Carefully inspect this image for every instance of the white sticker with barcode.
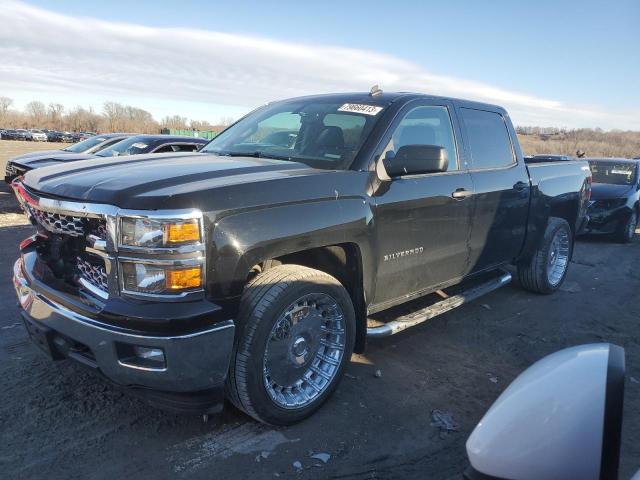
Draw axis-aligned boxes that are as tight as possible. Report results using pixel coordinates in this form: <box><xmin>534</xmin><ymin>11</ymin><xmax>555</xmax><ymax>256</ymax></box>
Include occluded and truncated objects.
<box><xmin>338</xmin><ymin>103</ymin><xmax>383</xmax><ymax>116</ymax></box>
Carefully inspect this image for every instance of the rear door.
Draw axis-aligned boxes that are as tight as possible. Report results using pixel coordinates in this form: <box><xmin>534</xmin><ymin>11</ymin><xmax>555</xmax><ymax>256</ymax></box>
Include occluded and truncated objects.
<box><xmin>371</xmin><ymin>99</ymin><xmax>474</xmax><ymax>306</ymax></box>
<box><xmin>458</xmin><ymin>107</ymin><xmax>530</xmax><ymax>273</ymax></box>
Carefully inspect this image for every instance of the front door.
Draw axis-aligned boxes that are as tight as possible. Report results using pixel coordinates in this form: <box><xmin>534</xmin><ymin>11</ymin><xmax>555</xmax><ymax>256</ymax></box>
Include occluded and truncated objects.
<box><xmin>371</xmin><ymin>100</ymin><xmax>474</xmax><ymax>307</ymax></box>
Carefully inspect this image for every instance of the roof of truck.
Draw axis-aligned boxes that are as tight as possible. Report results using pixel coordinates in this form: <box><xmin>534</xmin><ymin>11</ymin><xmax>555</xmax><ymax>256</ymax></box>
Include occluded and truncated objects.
<box><xmin>273</xmin><ymin>92</ymin><xmax>506</xmax><ymax>114</ymax></box>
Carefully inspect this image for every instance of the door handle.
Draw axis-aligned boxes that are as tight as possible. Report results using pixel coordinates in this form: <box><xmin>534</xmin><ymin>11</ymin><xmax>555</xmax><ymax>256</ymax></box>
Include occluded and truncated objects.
<box><xmin>452</xmin><ymin>188</ymin><xmax>473</xmax><ymax>200</ymax></box>
<box><xmin>514</xmin><ymin>181</ymin><xmax>528</xmax><ymax>191</ymax></box>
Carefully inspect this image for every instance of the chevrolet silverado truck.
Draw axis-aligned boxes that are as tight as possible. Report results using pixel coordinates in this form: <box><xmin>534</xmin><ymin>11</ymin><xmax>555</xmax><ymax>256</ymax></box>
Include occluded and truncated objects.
<box><xmin>12</xmin><ymin>91</ymin><xmax>592</xmax><ymax>425</ymax></box>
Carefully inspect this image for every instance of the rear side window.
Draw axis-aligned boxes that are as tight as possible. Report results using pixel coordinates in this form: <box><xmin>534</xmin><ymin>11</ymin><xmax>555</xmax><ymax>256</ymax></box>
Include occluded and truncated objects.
<box><xmin>461</xmin><ymin>108</ymin><xmax>514</xmax><ymax>169</ymax></box>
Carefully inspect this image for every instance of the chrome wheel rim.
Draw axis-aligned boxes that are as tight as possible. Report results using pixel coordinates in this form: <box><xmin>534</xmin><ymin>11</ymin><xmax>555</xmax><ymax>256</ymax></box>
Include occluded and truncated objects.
<box><xmin>263</xmin><ymin>293</ymin><xmax>345</xmax><ymax>409</ymax></box>
<box><xmin>547</xmin><ymin>228</ymin><xmax>570</xmax><ymax>286</ymax></box>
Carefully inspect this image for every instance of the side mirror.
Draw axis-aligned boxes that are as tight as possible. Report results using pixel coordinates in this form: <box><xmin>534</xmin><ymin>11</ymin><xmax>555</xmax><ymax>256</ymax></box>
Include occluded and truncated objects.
<box><xmin>465</xmin><ymin>344</ymin><xmax>625</xmax><ymax>480</ymax></box>
<box><xmin>383</xmin><ymin>145</ymin><xmax>448</xmax><ymax>177</ymax></box>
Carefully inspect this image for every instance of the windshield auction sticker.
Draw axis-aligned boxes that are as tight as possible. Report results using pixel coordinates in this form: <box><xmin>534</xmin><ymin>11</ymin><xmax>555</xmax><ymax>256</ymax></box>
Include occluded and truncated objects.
<box><xmin>338</xmin><ymin>103</ymin><xmax>383</xmax><ymax>116</ymax></box>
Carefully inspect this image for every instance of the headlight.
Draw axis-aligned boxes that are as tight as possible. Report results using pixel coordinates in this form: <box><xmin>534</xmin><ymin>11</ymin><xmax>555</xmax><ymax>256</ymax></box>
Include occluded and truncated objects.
<box><xmin>120</xmin><ymin>217</ymin><xmax>201</xmax><ymax>248</ymax></box>
<box><xmin>120</xmin><ymin>261</ymin><xmax>202</xmax><ymax>294</ymax></box>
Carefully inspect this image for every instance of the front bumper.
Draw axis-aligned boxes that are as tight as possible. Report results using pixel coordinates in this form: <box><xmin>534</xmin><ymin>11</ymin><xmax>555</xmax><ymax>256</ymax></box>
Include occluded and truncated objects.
<box><xmin>582</xmin><ymin>207</ymin><xmax>629</xmax><ymax>235</ymax></box>
<box><xmin>13</xmin><ymin>256</ymin><xmax>235</xmax><ymax>412</ymax></box>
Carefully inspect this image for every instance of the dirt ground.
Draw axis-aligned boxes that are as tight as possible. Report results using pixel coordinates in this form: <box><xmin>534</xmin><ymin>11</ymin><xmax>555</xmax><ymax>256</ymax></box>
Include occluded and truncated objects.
<box><xmin>1</xmin><ymin>141</ymin><xmax>639</xmax><ymax>479</ymax></box>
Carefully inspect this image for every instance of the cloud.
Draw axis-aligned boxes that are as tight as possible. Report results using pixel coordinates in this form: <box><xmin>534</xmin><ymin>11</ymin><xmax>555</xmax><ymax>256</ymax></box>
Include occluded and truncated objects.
<box><xmin>0</xmin><ymin>0</ymin><xmax>636</xmax><ymax>129</ymax></box>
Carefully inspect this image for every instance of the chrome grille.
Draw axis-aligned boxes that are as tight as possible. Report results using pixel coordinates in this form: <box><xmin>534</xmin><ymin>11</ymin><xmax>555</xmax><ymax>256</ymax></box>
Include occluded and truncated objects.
<box><xmin>27</xmin><ymin>205</ymin><xmax>85</xmax><ymax>237</ymax></box>
<box><xmin>77</xmin><ymin>257</ymin><xmax>108</xmax><ymax>292</ymax></box>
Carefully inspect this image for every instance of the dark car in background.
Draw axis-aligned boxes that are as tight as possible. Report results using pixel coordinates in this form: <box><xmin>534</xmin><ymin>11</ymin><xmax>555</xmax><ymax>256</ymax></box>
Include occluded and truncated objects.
<box><xmin>5</xmin><ymin>134</ymin><xmax>208</xmax><ymax>182</ymax></box>
<box><xmin>4</xmin><ymin>133</ymin><xmax>134</xmax><ymax>182</ymax></box>
<box><xmin>14</xmin><ymin>129</ymin><xmax>30</xmax><ymax>141</ymax></box>
<box><xmin>47</xmin><ymin>131</ymin><xmax>74</xmax><ymax>142</ymax></box>
<box><xmin>582</xmin><ymin>158</ymin><xmax>639</xmax><ymax>242</ymax></box>
<box><xmin>94</xmin><ymin>134</ymin><xmax>208</xmax><ymax>157</ymax></box>
<box><xmin>1</xmin><ymin>129</ymin><xmax>19</xmax><ymax>140</ymax></box>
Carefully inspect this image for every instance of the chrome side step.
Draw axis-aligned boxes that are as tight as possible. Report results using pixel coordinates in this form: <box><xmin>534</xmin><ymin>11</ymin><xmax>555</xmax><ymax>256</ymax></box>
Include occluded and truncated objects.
<box><xmin>367</xmin><ymin>271</ymin><xmax>512</xmax><ymax>338</ymax></box>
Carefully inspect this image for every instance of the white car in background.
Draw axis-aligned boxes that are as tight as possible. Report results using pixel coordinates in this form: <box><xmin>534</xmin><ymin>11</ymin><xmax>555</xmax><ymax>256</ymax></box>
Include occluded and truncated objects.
<box><xmin>28</xmin><ymin>129</ymin><xmax>48</xmax><ymax>142</ymax></box>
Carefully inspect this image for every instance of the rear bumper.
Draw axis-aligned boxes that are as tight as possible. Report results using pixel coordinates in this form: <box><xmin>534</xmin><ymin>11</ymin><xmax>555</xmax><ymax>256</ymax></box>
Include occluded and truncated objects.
<box><xmin>13</xmin><ymin>257</ymin><xmax>235</xmax><ymax>413</ymax></box>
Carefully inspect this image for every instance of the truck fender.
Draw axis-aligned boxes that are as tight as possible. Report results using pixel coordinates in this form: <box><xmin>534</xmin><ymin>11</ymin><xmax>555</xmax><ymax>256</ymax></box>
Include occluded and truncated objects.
<box><xmin>208</xmin><ymin>198</ymin><xmax>377</xmax><ymax>303</ymax></box>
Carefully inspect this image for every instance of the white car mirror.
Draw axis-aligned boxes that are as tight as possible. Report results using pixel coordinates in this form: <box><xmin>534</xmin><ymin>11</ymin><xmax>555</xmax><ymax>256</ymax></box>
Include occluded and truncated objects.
<box><xmin>465</xmin><ymin>344</ymin><xmax>625</xmax><ymax>480</ymax></box>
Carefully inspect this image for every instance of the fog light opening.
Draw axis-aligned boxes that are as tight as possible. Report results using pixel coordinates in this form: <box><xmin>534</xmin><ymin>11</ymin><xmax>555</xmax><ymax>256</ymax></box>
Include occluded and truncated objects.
<box><xmin>117</xmin><ymin>343</ymin><xmax>167</xmax><ymax>371</ymax></box>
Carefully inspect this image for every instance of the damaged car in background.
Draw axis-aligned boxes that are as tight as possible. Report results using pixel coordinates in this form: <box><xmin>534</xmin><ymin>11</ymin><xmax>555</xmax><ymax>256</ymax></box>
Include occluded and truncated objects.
<box><xmin>5</xmin><ymin>133</ymin><xmax>133</xmax><ymax>182</ymax></box>
<box><xmin>582</xmin><ymin>158</ymin><xmax>639</xmax><ymax>243</ymax></box>
<box><xmin>5</xmin><ymin>134</ymin><xmax>208</xmax><ymax>182</ymax></box>
<box><xmin>12</xmin><ymin>90</ymin><xmax>592</xmax><ymax>425</ymax></box>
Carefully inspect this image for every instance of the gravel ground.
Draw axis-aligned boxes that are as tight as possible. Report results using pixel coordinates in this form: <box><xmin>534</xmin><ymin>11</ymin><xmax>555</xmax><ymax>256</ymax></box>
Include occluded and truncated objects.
<box><xmin>1</xmin><ymin>141</ymin><xmax>639</xmax><ymax>479</ymax></box>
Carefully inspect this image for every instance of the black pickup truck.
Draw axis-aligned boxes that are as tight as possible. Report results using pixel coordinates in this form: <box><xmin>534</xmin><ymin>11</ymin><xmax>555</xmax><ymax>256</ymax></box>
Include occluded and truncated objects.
<box><xmin>12</xmin><ymin>91</ymin><xmax>591</xmax><ymax>425</ymax></box>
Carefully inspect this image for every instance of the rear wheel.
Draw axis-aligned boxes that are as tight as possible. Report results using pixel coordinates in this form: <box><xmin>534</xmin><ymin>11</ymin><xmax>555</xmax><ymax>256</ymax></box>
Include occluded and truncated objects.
<box><xmin>517</xmin><ymin>217</ymin><xmax>573</xmax><ymax>294</ymax></box>
<box><xmin>615</xmin><ymin>211</ymin><xmax>637</xmax><ymax>243</ymax></box>
<box><xmin>226</xmin><ymin>265</ymin><xmax>355</xmax><ymax>425</ymax></box>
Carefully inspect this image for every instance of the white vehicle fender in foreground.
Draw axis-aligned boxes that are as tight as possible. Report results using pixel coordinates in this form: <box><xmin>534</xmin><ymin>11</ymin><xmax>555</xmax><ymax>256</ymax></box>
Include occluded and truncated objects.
<box><xmin>465</xmin><ymin>344</ymin><xmax>625</xmax><ymax>480</ymax></box>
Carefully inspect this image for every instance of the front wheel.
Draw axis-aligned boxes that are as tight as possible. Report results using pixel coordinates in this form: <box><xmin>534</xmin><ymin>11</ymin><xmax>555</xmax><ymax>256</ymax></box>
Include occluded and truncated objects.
<box><xmin>517</xmin><ymin>217</ymin><xmax>573</xmax><ymax>294</ymax></box>
<box><xmin>226</xmin><ymin>265</ymin><xmax>355</xmax><ymax>425</ymax></box>
<box><xmin>615</xmin><ymin>211</ymin><xmax>637</xmax><ymax>244</ymax></box>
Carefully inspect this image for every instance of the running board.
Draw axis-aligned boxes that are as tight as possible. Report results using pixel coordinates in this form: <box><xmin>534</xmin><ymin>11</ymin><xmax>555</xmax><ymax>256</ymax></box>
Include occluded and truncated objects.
<box><xmin>367</xmin><ymin>271</ymin><xmax>512</xmax><ymax>338</ymax></box>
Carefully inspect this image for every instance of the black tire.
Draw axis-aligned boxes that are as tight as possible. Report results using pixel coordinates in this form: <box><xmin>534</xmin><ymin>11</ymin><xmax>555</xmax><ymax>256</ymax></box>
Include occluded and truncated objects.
<box><xmin>614</xmin><ymin>211</ymin><xmax>637</xmax><ymax>244</ymax></box>
<box><xmin>226</xmin><ymin>264</ymin><xmax>356</xmax><ymax>425</ymax></box>
<box><xmin>517</xmin><ymin>217</ymin><xmax>573</xmax><ymax>294</ymax></box>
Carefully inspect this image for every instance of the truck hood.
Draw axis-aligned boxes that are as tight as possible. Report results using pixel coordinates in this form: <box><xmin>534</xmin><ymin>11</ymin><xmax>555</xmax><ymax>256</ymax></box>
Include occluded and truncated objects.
<box><xmin>23</xmin><ymin>152</ymin><xmax>323</xmax><ymax>209</ymax></box>
<box><xmin>14</xmin><ymin>152</ymin><xmax>97</xmax><ymax>169</ymax></box>
<box><xmin>590</xmin><ymin>183</ymin><xmax>634</xmax><ymax>200</ymax></box>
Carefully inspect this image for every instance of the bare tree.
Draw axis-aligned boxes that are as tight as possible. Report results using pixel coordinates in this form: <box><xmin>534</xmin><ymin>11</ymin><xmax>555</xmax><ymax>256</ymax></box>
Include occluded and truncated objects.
<box><xmin>103</xmin><ymin>101</ymin><xmax>126</xmax><ymax>132</ymax></box>
<box><xmin>219</xmin><ymin>116</ymin><xmax>235</xmax><ymax>126</ymax></box>
<box><xmin>25</xmin><ymin>100</ymin><xmax>47</xmax><ymax>127</ymax></box>
<box><xmin>190</xmin><ymin>120</ymin><xmax>216</xmax><ymax>131</ymax></box>
<box><xmin>161</xmin><ymin>115</ymin><xmax>189</xmax><ymax>130</ymax></box>
<box><xmin>0</xmin><ymin>96</ymin><xmax>12</xmax><ymax>126</ymax></box>
<box><xmin>47</xmin><ymin>103</ymin><xmax>64</xmax><ymax>130</ymax></box>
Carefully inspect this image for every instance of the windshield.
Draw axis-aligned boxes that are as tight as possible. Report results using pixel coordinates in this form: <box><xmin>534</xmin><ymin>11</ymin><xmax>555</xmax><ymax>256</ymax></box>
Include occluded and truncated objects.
<box><xmin>589</xmin><ymin>161</ymin><xmax>637</xmax><ymax>185</ymax></box>
<box><xmin>201</xmin><ymin>99</ymin><xmax>385</xmax><ymax>169</ymax></box>
<box><xmin>63</xmin><ymin>136</ymin><xmax>109</xmax><ymax>153</ymax></box>
<box><xmin>97</xmin><ymin>137</ymin><xmax>150</xmax><ymax>157</ymax></box>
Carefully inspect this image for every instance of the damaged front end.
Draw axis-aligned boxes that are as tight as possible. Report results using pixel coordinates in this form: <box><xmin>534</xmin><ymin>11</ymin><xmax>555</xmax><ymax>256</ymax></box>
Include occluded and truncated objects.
<box><xmin>11</xmin><ymin>180</ymin><xmax>235</xmax><ymax>413</ymax></box>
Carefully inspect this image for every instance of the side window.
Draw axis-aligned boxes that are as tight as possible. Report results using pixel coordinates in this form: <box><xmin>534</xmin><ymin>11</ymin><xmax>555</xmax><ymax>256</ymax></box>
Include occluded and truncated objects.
<box><xmin>383</xmin><ymin>106</ymin><xmax>458</xmax><ymax>171</ymax></box>
<box><xmin>153</xmin><ymin>144</ymin><xmax>174</xmax><ymax>153</ymax></box>
<box><xmin>171</xmin><ymin>144</ymin><xmax>200</xmax><ymax>152</ymax></box>
<box><xmin>461</xmin><ymin>108</ymin><xmax>514</xmax><ymax>169</ymax></box>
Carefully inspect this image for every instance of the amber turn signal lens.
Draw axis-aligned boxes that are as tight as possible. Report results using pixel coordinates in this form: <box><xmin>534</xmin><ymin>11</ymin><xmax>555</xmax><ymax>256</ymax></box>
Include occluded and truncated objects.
<box><xmin>165</xmin><ymin>267</ymin><xmax>202</xmax><ymax>290</ymax></box>
<box><xmin>165</xmin><ymin>221</ymin><xmax>200</xmax><ymax>244</ymax></box>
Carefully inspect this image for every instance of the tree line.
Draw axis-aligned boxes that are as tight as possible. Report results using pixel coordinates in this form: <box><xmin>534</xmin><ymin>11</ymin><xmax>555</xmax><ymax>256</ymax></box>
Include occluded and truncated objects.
<box><xmin>0</xmin><ymin>97</ymin><xmax>232</xmax><ymax>133</ymax></box>
<box><xmin>517</xmin><ymin>128</ymin><xmax>640</xmax><ymax>158</ymax></box>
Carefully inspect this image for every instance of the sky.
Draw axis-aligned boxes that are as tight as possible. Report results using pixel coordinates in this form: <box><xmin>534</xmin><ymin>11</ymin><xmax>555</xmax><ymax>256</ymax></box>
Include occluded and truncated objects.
<box><xmin>0</xmin><ymin>0</ymin><xmax>638</xmax><ymax>129</ymax></box>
